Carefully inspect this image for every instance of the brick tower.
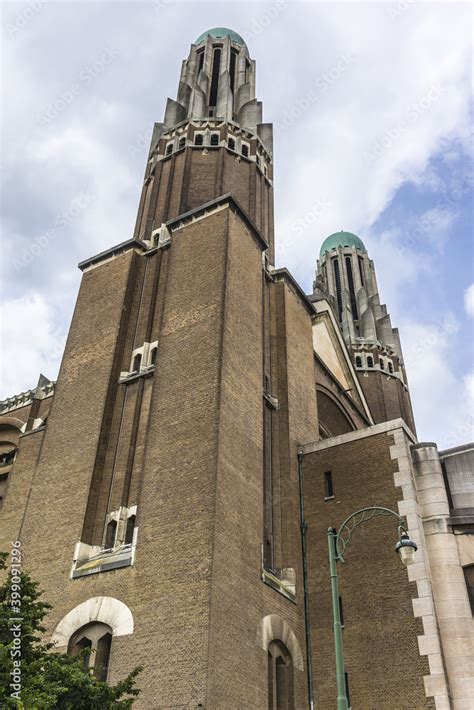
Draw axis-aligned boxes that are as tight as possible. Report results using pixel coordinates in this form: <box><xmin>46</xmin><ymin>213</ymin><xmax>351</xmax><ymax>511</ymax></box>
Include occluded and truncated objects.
<box><xmin>0</xmin><ymin>28</ymin><xmax>319</xmax><ymax>708</ymax></box>
<box><xmin>312</xmin><ymin>230</ymin><xmax>416</xmax><ymax>433</ymax></box>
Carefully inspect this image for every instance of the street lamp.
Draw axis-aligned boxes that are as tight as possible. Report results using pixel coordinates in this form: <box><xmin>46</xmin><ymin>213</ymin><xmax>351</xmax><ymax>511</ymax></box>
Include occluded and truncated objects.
<box><xmin>395</xmin><ymin>531</ymin><xmax>418</xmax><ymax>566</ymax></box>
<box><xmin>327</xmin><ymin>506</ymin><xmax>418</xmax><ymax>710</ymax></box>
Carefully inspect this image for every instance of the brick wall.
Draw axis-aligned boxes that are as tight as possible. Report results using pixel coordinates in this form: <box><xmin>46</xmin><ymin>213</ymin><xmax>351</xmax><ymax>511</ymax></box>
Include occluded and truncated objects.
<box><xmin>2</xmin><ymin>204</ymin><xmax>321</xmax><ymax>708</ymax></box>
<box><xmin>302</xmin><ymin>429</ymin><xmax>432</xmax><ymax>709</ymax></box>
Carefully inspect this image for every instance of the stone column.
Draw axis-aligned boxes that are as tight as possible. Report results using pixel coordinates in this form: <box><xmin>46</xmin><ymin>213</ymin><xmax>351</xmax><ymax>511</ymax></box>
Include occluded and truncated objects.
<box><xmin>412</xmin><ymin>442</ymin><xmax>474</xmax><ymax>710</ymax></box>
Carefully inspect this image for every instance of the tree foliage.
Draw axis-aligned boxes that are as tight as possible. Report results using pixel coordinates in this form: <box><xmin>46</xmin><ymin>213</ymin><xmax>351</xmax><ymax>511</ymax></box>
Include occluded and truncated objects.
<box><xmin>0</xmin><ymin>552</ymin><xmax>141</xmax><ymax>708</ymax></box>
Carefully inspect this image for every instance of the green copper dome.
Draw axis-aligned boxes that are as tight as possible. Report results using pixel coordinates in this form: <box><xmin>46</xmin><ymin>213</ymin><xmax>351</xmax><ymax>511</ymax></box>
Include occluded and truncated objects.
<box><xmin>195</xmin><ymin>27</ymin><xmax>246</xmax><ymax>47</ymax></box>
<box><xmin>319</xmin><ymin>231</ymin><xmax>366</xmax><ymax>258</ymax></box>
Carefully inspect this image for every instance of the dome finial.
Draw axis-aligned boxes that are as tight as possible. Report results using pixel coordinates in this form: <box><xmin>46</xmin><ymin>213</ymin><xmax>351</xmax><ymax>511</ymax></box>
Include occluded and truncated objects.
<box><xmin>195</xmin><ymin>27</ymin><xmax>247</xmax><ymax>48</ymax></box>
<box><xmin>319</xmin><ymin>231</ymin><xmax>366</xmax><ymax>258</ymax></box>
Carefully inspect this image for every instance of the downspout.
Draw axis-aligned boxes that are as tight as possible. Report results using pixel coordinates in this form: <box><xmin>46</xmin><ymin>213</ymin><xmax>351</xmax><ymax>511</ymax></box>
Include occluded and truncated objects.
<box><xmin>297</xmin><ymin>450</ymin><xmax>315</xmax><ymax>709</ymax></box>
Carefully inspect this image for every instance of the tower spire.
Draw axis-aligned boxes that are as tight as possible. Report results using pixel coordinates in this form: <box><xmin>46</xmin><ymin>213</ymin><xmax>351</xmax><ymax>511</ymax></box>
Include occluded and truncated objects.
<box><xmin>312</xmin><ymin>231</ymin><xmax>416</xmax><ymax>432</ymax></box>
<box><xmin>133</xmin><ymin>27</ymin><xmax>275</xmax><ymax>260</ymax></box>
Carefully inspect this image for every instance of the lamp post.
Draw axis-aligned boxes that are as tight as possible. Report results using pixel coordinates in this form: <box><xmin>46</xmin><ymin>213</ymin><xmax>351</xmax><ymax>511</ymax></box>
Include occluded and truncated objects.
<box><xmin>327</xmin><ymin>506</ymin><xmax>418</xmax><ymax>710</ymax></box>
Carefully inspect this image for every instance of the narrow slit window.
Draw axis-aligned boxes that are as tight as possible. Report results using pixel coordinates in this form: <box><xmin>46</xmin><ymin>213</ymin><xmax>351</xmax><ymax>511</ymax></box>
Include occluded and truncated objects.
<box><xmin>229</xmin><ymin>48</ymin><xmax>237</xmax><ymax>93</ymax></box>
<box><xmin>332</xmin><ymin>259</ymin><xmax>343</xmax><ymax>322</ymax></box>
<box><xmin>150</xmin><ymin>347</ymin><xmax>157</xmax><ymax>366</ymax></box>
<box><xmin>345</xmin><ymin>256</ymin><xmax>359</xmax><ymax>320</ymax></box>
<box><xmin>263</xmin><ymin>401</ymin><xmax>273</xmax><ymax>570</ymax></box>
<box><xmin>209</xmin><ymin>47</ymin><xmax>221</xmax><ymax>107</ymax></box>
<box><xmin>324</xmin><ymin>471</ymin><xmax>334</xmax><ymax>498</ymax></box>
<box><xmin>388</xmin><ymin>361</ymin><xmax>394</xmax><ymax>374</ymax></box>
<box><xmin>358</xmin><ymin>255</ymin><xmax>365</xmax><ymax>287</ymax></box>
<box><xmin>105</xmin><ymin>519</ymin><xmax>117</xmax><ymax>549</ymax></box>
<box><xmin>197</xmin><ymin>50</ymin><xmax>204</xmax><ymax>73</ymax></box>
<box><xmin>125</xmin><ymin>515</ymin><xmax>136</xmax><ymax>546</ymax></box>
<box><xmin>95</xmin><ymin>632</ymin><xmax>112</xmax><ymax>682</ymax></box>
<box><xmin>133</xmin><ymin>353</ymin><xmax>142</xmax><ymax>372</ymax></box>
<box><xmin>380</xmin><ymin>359</ymin><xmax>385</xmax><ymax>370</ymax></box>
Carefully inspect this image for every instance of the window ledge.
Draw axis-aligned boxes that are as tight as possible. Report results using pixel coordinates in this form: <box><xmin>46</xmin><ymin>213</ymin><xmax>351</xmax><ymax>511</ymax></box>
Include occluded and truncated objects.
<box><xmin>72</xmin><ymin>543</ymin><xmax>135</xmax><ymax>579</ymax></box>
<box><xmin>118</xmin><ymin>366</ymin><xmax>155</xmax><ymax>384</ymax></box>
<box><xmin>324</xmin><ymin>495</ymin><xmax>335</xmax><ymax>501</ymax></box>
<box><xmin>261</xmin><ymin>567</ymin><xmax>296</xmax><ymax>603</ymax></box>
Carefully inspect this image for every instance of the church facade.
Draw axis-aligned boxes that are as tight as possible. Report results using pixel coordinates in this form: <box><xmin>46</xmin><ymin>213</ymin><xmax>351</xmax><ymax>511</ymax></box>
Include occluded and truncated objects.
<box><xmin>1</xmin><ymin>28</ymin><xmax>473</xmax><ymax>709</ymax></box>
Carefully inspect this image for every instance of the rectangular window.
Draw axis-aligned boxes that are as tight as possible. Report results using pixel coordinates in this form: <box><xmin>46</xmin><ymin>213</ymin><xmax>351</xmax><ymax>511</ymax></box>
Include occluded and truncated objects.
<box><xmin>229</xmin><ymin>48</ymin><xmax>237</xmax><ymax>94</ymax></box>
<box><xmin>263</xmin><ymin>401</ymin><xmax>273</xmax><ymax>569</ymax></box>
<box><xmin>324</xmin><ymin>470</ymin><xmax>334</xmax><ymax>498</ymax></box>
<box><xmin>332</xmin><ymin>258</ymin><xmax>343</xmax><ymax>322</ymax></box>
<box><xmin>209</xmin><ymin>47</ymin><xmax>221</xmax><ymax>107</ymax></box>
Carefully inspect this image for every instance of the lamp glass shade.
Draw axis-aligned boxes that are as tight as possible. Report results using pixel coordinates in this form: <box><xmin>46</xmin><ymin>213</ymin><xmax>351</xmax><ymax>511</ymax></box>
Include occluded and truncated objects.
<box><xmin>395</xmin><ymin>535</ymin><xmax>417</xmax><ymax>566</ymax></box>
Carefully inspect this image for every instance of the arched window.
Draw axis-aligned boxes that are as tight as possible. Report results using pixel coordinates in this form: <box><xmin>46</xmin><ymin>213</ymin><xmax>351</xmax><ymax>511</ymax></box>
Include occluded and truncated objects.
<box><xmin>68</xmin><ymin>622</ymin><xmax>112</xmax><ymax>682</ymax></box>
<box><xmin>178</xmin><ymin>136</ymin><xmax>186</xmax><ymax>149</ymax></box>
<box><xmin>367</xmin><ymin>356</ymin><xmax>373</xmax><ymax>368</ymax></box>
<box><xmin>463</xmin><ymin>565</ymin><xmax>474</xmax><ymax>614</ymax></box>
<box><xmin>125</xmin><ymin>515</ymin><xmax>136</xmax><ymax>546</ymax></box>
<box><xmin>165</xmin><ymin>143</ymin><xmax>173</xmax><ymax>156</ymax></box>
<box><xmin>210</xmin><ymin>133</ymin><xmax>219</xmax><ymax>147</ymax></box>
<box><xmin>388</xmin><ymin>361</ymin><xmax>394</xmax><ymax>374</ymax></box>
<box><xmin>380</xmin><ymin>359</ymin><xmax>385</xmax><ymax>370</ymax></box>
<box><xmin>194</xmin><ymin>133</ymin><xmax>204</xmax><ymax>146</ymax></box>
<box><xmin>228</xmin><ymin>137</ymin><xmax>235</xmax><ymax>151</ymax></box>
<box><xmin>132</xmin><ymin>353</ymin><xmax>142</xmax><ymax>372</ymax></box>
<box><xmin>355</xmin><ymin>356</ymin><xmax>362</xmax><ymax>368</ymax></box>
<box><xmin>268</xmin><ymin>640</ymin><xmax>294</xmax><ymax>710</ymax></box>
<box><xmin>241</xmin><ymin>143</ymin><xmax>249</xmax><ymax>158</ymax></box>
<box><xmin>105</xmin><ymin>519</ymin><xmax>117</xmax><ymax>550</ymax></box>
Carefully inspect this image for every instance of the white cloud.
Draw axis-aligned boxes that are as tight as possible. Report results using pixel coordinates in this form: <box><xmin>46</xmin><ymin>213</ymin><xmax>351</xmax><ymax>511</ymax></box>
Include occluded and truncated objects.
<box><xmin>1</xmin><ymin>2</ymin><xmax>472</xmax><ymax>451</ymax></box>
<box><xmin>272</xmin><ymin>2</ymin><xmax>472</xmax><ymax>287</ymax></box>
<box><xmin>400</xmin><ymin>318</ymin><xmax>473</xmax><ymax>448</ymax></box>
<box><xmin>464</xmin><ymin>284</ymin><xmax>474</xmax><ymax>318</ymax></box>
<box><xmin>0</xmin><ymin>293</ymin><xmax>66</xmax><ymax>398</ymax></box>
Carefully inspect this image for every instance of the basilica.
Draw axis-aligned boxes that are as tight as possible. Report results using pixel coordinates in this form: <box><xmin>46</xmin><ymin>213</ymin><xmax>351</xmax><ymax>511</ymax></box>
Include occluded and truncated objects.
<box><xmin>1</xmin><ymin>28</ymin><xmax>473</xmax><ymax>709</ymax></box>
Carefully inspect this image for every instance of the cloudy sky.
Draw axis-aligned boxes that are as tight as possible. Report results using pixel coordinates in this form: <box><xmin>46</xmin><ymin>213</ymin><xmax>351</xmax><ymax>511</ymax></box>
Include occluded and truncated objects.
<box><xmin>1</xmin><ymin>0</ymin><xmax>473</xmax><ymax>448</ymax></box>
